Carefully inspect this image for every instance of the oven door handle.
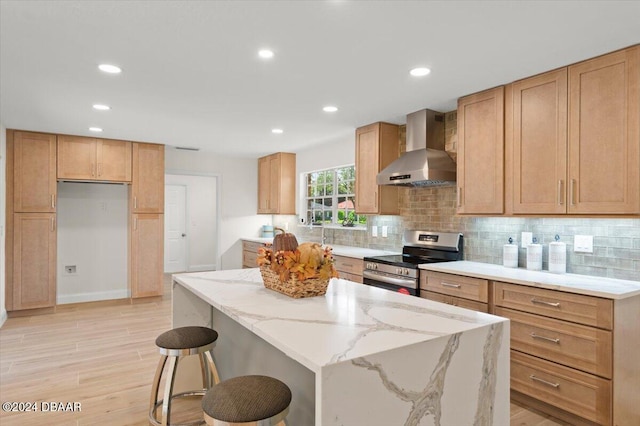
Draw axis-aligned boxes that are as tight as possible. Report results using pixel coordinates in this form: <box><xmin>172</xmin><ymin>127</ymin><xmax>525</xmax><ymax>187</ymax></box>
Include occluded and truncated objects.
<box><xmin>362</xmin><ymin>270</ymin><xmax>417</xmax><ymax>289</ymax></box>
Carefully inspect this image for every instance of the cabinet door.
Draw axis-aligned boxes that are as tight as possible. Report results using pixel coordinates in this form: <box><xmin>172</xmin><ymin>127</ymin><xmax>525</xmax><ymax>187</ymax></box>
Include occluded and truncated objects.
<box><xmin>269</xmin><ymin>154</ymin><xmax>281</xmax><ymax>214</ymax></box>
<box><xmin>97</xmin><ymin>139</ymin><xmax>132</xmax><ymax>182</ymax></box>
<box><xmin>355</xmin><ymin>124</ymin><xmax>381</xmax><ymax>214</ymax></box>
<box><xmin>13</xmin><ymin>213</ymin><xmax>56</xmax><ymax>310</ymax></box>
<box><xmin>568</xmin><ymin>46</ymin><xmax>640</xmax><ymax>214</ymax></box>
<box><xmin>457</xmin><ymin>87</ymin><xmax>505</xmax><ymax>214</ymax></box>
<box><xmin>132</xmin><ymin>143</ymin><xmax>165</xmax><ymax>213</ymax></box>
<box><xmin>131</xmin><ymin>214</ymin><xmax>164</xmax><ymax>297</ymax></box>
<box><xmin>509</xmin><ymin>69</ymin><xmax>568</xmax><ymax>214</ymax></box>
<box><xmin>13</xmin><ymin>131</ymin><xmax>57</xmax><ymax>212</ymax></box>
<box><xmin>57</xmin><ymin>135</ymin><xmax>98</xmax><ymax>180</ymax></box>
<box><xmin>257</xmin><ymin>156</ymin><xmax>271</xmax><ymax>213</ymax></box>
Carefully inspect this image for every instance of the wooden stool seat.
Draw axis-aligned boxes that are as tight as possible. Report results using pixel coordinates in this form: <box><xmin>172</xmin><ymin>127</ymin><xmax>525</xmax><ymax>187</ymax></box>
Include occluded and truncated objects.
<box><xmin>150</xmin><ymin>326</ymin><xmax>220</xmax><ymax>426</ymax></box>
<box><xmin>201</xmin><ymin>375</ymin><xmax>291</xmax><ymax>426</ymax></box>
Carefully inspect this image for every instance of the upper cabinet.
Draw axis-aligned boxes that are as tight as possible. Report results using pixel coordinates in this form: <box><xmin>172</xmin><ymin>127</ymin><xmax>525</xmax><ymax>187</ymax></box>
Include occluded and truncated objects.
<box><xmin>257</xmin><ymin>152</ymin><xmax>296</xmax><ymax>215</ymax></box>
<box><xmin>568</xmin><ymin>46</ymin><xmax>639</xmax><ymax>214</ymax></box>
<box><xmin>58</xmin><ymin>135</ymin><xmax>132</xmax><ymax>182</ymax></box>
<box><xmin>12</xmin><ymin>131</ymin><xmax>57</xmax><ymax>213</ymax></box>
<box><xmin>131</xmin><ymin>143</ymin><xmax>165</xmax><ymax>214</ymax></box>
<box><xmin>355</xmin><ymin>122</ymin><xmax>400</xmax><ymax>215</ymax></box>
<box><xmin>506</xmin><ymin>46</ymin><xmax>639</xmax><ymax>215</ymax></box>
<box><xmin>506</xmin><ymin>68</ymin><xmax>568</xmax><ymax>214</ymax></box>
<box><xmin>457</xmin><ymin>87</ymin><xmax>504</xmax><ymax>214</ymax></box>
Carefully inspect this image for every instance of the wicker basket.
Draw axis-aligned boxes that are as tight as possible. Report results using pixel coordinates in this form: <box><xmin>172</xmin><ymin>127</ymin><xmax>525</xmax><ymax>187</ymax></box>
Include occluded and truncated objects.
<box><xmin>260</xmin><ymin>265</ymin><xmax>330</xmax><ymax>298</ymax></box>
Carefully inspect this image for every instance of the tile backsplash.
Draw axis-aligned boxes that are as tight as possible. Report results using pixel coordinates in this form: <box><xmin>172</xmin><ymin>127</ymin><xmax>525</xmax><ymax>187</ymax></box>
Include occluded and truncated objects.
<box><xmin>276</xmin><ymin>187</ymin><xmax>640</xmax><ymax>281</ymax></box>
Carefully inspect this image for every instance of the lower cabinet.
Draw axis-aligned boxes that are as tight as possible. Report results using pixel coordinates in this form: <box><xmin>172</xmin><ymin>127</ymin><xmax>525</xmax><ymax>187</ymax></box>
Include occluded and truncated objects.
<box><xmin>12</xmin><ymin>213</ymin><xmax>56</xmax><ymax>310</ymax></box>
<box><xmin>333</xmin><ymin>255</ymin><xmax>363</xmax><ymax>284</ymax></box>
<box><xmin>242</xmin><ymin>241</ymin><xmax>267</xmax><ymax>268</ymax></box>
<box><xmin>130</xmin><ymin>214</ymin><xmax>164</xmax><ymax>298</ymax></box>
<box><xmin>419</xmin><ymin>271</ymin><xmax>489</xmax><ymax>312</ymax></box>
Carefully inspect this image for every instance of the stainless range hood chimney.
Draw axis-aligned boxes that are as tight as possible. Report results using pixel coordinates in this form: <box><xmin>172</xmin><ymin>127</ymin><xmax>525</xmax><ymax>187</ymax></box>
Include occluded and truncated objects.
<box><xmin>376</xmin><ymin>109</ymin><xmax>456</xmax><ymax>187</ymax></box>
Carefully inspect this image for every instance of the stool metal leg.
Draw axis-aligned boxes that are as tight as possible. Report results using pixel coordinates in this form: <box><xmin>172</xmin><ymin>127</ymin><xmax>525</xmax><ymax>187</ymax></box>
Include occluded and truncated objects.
<box><xmin>203</xmin><ymin>350</ymin><xmax>220</xmax><ymax>385</ymax></box>
<box><xmin>161</xmin><ymin>355</ymin><xmax>180</xmax><ymax>426</ymax></box>
<box><xmin>150</xmin><ymin>354</ymin><xmax>168</xmax><ymax>423</ymax></box>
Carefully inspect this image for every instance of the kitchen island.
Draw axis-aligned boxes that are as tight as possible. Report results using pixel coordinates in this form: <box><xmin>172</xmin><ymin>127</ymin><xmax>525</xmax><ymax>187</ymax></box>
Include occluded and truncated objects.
<box><xmin>172</xmin><ymin>268</ymin><xmax>510</xmax><ymax>425</ymax></box>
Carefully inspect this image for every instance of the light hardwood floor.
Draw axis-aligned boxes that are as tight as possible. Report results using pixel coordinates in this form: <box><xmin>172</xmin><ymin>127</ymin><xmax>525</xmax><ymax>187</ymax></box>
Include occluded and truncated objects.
<box><xmin>0</xmin><ymin>275</ymin><xmax>569</xmax><ymax>426</ymax></box>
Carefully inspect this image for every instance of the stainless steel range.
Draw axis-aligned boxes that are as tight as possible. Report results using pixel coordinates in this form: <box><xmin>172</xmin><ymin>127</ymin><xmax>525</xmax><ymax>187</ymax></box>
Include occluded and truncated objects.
<box><xmin>363</xmin><ymin>230</ymin><xmax>463</xmax><ymax>296</ymax></box>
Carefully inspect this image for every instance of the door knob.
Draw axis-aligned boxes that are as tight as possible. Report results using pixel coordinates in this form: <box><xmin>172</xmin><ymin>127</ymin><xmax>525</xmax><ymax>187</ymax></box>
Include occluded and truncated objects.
<box><xmin>181</xmin><ymin>233</ymin><xmax>187</xmax><ymax>237</ymax></box>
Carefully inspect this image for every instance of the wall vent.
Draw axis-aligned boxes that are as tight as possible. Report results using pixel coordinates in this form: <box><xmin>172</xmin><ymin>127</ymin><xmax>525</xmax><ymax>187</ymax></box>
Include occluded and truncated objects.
<box><xmin>175</xmin><ymin>146</ymin><xmax>200</xmax><ymax>151</ymax></box>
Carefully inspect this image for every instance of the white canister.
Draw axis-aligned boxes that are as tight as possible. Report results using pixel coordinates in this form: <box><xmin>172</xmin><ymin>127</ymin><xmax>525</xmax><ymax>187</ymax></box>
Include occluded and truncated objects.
<box><xmin>503</xmin><ymin>238</ymin><xmax>518</xmax><ymax>268</ymax></box>
<box><xmin>526</xmin><ymin>239</ymin><xmax>542</xmax><ymax>271</ymax></box>
<box><xmin>549</xmin><ymin>236</ymin><xmax>567</xmax><ymax>274</ymax></box>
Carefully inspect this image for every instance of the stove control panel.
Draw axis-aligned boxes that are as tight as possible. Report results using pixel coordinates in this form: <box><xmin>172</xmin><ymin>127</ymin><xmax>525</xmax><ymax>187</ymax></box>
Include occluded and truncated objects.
<box><xmin>364</xmin><ymin>262</ymin><xmax>418</xmax><ymax>278</ymax></box>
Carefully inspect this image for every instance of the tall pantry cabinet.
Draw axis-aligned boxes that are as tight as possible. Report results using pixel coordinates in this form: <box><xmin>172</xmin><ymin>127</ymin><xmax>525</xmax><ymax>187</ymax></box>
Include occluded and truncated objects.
<box><xmin>6</xmin><ymin>131</ymin><xmax>58</xmax><ymax>311</ymax></box>
<box><xmin>130</xmin><ymin>143</ymin><xmax>165</xmax><ymax>298</ymax></box>
<box><xmin>5</xmin><ymin>131</ymin><xmax>165</xmax><ymax>312</ymax></box>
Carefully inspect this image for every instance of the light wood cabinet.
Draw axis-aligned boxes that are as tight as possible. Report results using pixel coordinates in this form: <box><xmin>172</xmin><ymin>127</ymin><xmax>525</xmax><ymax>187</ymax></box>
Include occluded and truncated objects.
<box><xmin>257</xmin><ymin>152</ymin><xmax>296</xmax><ymax>214</ymax></box>
<box><xmin>354</xmin><ymin>122</ymin><xmax>399</xmax><ymax>215</ymax></box>
<box><xmin>457</xmin><ymin>86</ymin><xmax>504</xmax><ymax>214</ymax></box>
<box><xmin>57</xmin><ymin>135</ymin><xmax>132</xmax><ymax>182</ymax></box>
<box><xmin>333</xmin><ymin>255</ymin><xmax>363</xmax><ymax>284</ymax></box>
<box><xmin>131</xmin><ymin>143</ymin><xmax>164</xmax><ymax>213</ymax></box>
<box><xmin>506</xmin><ymin>46</ymin><xmax>639</xmax><ymax>215</ymax></box>
<box><xmin>419</xmin><ymin>271</ymin><xmax>489</xmax><ymax>312</ymax></box>
<box><xmin>130</xmin><ymin>214</ymin><xmax>164</xmax><ymax>298</ymax></box>
<box><xmin>242</xmin><ymin>240</ymin><xmax>268</xmax><ymax>268</ymax></box>
<box><xmin>13</xmin><ymin>131</ymin><xmax>57</xmax><ymax>213</ymax></box>
<box><xmin>506</xmin><ymin>69</ymin><xmax>568</xmax><ymax>214</ymax></box>
<box><xmin>568</xmin><ymin>46</ymin><xmax>639</xmax><ymax>214</ymax></box>
<box><xmin>12</xmin><ymin>213</ymin><xmax>56</xmax><ymax>310</ymax></box>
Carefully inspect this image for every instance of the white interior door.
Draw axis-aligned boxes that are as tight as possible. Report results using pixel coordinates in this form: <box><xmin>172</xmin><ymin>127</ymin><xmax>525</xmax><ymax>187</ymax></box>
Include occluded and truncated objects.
<box><xmin>164</xmin><ymin>185</ymin><xmax>187</xmax><ymax>273</ymax></box>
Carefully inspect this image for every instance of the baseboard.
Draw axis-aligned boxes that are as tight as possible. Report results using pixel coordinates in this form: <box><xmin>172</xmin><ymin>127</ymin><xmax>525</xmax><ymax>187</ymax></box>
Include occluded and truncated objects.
<box><xmin>57</xmin><ymin>289</ymin><xmax>130</xmax><ymax>305</ymax></box>
<box><xmin>0</xmin><ymin>308</ymin><xmax>7</xmax><ymax>328</ymax></box>
<box><xmin>188</xmin><ymin>264</ymin><xmax>217</xmax><ymax>272</ymax></box>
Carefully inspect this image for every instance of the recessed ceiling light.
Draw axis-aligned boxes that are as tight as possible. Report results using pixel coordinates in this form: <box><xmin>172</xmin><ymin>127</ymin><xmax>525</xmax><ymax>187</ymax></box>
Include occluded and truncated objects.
<box><xmin>323</xmin><ymin>106</ymin><xmax>338</xmax><ymax>112</ymax></box>
<box><xmin>271</xmin><ymin>128</ymin><xmax>283</xmax><ymax>134</ymax></box>
<box><xmin>89</xmin><ymin>127</ymin><xmax>103</xmax><ymax>132</ymax></box>
<box><xmin>409</xmin><ymin>67</ymin><xmax>431</xmax><ymax>77</ymax></box>
<box><xmin>258</xmin><ymin>49</ymin><xmax>274</xmax><ymax>59</ymax></box>
<box><xmin>98</xmin><ymin>64</ymin><xmax>122</xmax><ymax>74</ymax></box>
<box><xmin>92</xmin><ymin>104</ymin><xmax>111</xmax><ymax>111</ymax></box>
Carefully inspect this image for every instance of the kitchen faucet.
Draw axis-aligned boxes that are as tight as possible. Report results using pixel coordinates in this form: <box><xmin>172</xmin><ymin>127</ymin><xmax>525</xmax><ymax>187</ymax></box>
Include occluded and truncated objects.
<box><xmin>321</xmin><ymin>225</ymin><xmax>327</xmax><ymax>245</ymax></box>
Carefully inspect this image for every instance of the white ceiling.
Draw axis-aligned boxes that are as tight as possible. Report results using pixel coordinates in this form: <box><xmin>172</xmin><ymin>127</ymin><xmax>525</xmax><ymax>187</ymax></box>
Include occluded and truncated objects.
<box><xmin>1</xmin><ymin>1</ymin><xmax>639</xmax><ymax>158</ymax></box>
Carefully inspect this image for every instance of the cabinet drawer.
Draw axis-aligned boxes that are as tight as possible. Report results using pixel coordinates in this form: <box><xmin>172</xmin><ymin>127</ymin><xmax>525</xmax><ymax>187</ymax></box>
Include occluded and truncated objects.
<box><xmin>420</xmin><ymin>271</ymin><xmax>488</xmax><ymax>303</ymax></box>
<box><xmin>511</xmin><ymin>351</ymin><xmax>611</xmax><ymax>425</ymax></box>
<box><xmin>242</xmin><ymin>241</ymin><xmax>267</xmax><ymax>253</ymax></box>
<box><xmin>496</xmin><ymin>307</ymin><xmax>612</xmax><ymax>378</ymax></box>
<box><xmin>242</xmin><ymin>250</ymin><xmax>259</xmax><ymax>268</ymax></box>
<box><xmin>421</xmin><ymin>291</ymin><xmax>489</xmax><ymax>313</ymax></box>
<box><xmin>494</xmin><ymin>282</ymin><xmax>612</xmax><ymax>329</ymax></box>
<box><xmin>338</xmin><ymin>271</ymin><xmax>363</xmax><ymax>284</ymax></box>
<box><xmin>333</xmin><ymin>256</ymin><xmax>363</xmax><ymax>276</ymax></box>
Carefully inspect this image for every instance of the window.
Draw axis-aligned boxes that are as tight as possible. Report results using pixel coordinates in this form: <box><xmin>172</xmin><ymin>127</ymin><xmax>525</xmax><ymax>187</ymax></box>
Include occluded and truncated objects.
<box><xmin>304</xmin><ymin>166</ymin><xmax>366</xmax><ymax>226</ymax></box>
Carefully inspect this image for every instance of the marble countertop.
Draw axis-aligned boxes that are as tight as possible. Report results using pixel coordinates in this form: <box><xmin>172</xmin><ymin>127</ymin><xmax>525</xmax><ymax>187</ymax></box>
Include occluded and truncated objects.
<box><xmin>241</xmin><ymin>237</ymin><xmax>399</xmax><ymax>259</ymax></box>
<box><xmin>172</xmin><ymin>268</ymin><xmax>506</xmax><ymax>373</ymax></box>
<box><xmin>420</xmin><ymin>261</ymin><xmax>640</xmax><ymax>299</ymax></box>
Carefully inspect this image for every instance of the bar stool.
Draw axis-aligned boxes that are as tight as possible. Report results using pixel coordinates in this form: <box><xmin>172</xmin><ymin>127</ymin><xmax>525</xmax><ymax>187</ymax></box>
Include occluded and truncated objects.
<box><xmin>201</xmin><ymin>375</ymin><xmax>291</xmax><ymax>426</ymax></box>
<box><xmin>150</xmin><ymin>326</ymin><xmax>221</xmax><ymax>426</ymax></box>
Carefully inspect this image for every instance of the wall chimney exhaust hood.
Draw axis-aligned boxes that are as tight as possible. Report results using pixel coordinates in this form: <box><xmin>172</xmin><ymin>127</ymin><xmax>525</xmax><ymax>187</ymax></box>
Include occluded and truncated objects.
<box><xmin>376</xmin><ymin>109</ymin><xmax>456</xmax><ymax>187</ymax></box>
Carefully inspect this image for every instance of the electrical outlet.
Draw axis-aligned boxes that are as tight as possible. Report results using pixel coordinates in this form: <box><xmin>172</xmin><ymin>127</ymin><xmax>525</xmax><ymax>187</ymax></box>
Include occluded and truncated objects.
<box><xmin>521</xmin><ymin>232</ymin><xmax>533</xmax><ymax>248</ymax></box>
<box><xmin>382</xmin><ymin>226</ymin><xmax>388</xmax><ymax>238</ymax></box>
<box><xmin>371</xmin><ymin>225</ymin><xmax>378</xmax><ymax>237</ymax></box>
<box><xmin>574</xmin><ymin>235</ymin><xmax>594</xmax><ymax>253</ymax></box>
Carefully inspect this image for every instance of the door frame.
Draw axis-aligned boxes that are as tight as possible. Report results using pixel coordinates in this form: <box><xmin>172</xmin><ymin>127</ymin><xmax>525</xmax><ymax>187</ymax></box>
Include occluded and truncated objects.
<box><xmin>165</xmin><ymin>169</ymin><xmax>221</xmax><ymax>272</ymax></box>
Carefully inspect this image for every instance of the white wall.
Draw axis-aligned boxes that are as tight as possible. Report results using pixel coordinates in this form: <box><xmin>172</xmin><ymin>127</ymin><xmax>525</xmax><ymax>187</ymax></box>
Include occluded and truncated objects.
<box><xmin>0</xmin><ymin>124</ymin><xmax>6</xmax><ymax>327</ymax></box>
<box><xmin>165</xmin><ymin>149</ymin><xmax>267</xmax><ymax>270</ymax></box>
<box><xmin>56</xmin><ymin>182</ymin><xmax>128</xmax><ymax>304</ymax></box>
<box><xmin>165</xmin><ymin>174</ymin><xmax>218</xmax><ymax>271</ymax></box>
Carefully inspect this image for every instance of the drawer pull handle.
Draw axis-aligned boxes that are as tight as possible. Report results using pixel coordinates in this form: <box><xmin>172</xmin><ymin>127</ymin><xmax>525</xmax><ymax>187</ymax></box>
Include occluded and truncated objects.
<box><xmin>531</xmin><ymin>298</ymin><xmax>560</xmax><ymax>308</ymax></box>
<box><xmin>530</xmin><ymin>333</ymin><xmax>560</xmax><ymax>344</ymax></box>
<box><xmin>530</xmin><ymin>374</ymin><xmax>560</xmax><ymax>388</ymax></box>
<box><xmin>442</xmin><ymin>282</ymin><xmax>461</xmax><ymax>289</ymax></box>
